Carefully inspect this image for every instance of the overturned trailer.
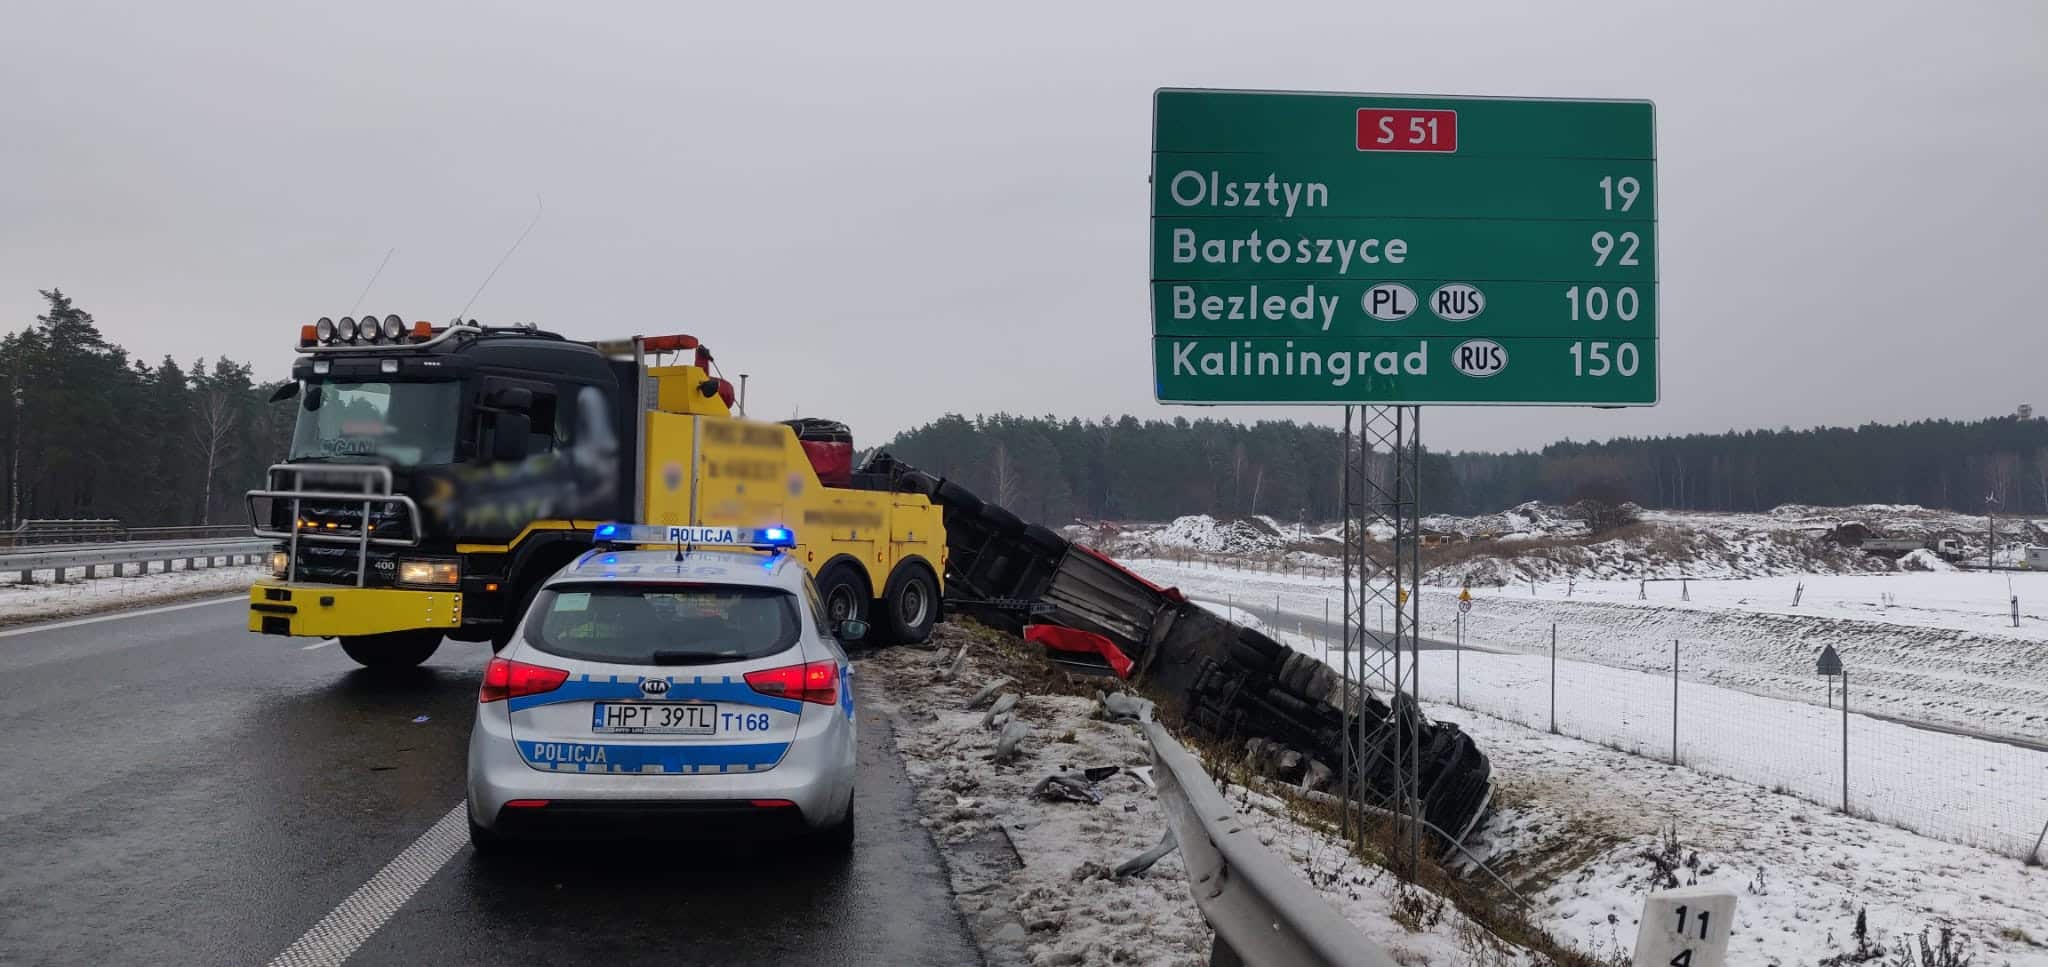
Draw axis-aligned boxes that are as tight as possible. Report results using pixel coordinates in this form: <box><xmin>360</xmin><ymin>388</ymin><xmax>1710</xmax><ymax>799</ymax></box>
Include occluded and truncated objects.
<box><xmin>863</xmin><ymin>453</ymin><xmax>1493</xmax><ymax>848</ymax></box>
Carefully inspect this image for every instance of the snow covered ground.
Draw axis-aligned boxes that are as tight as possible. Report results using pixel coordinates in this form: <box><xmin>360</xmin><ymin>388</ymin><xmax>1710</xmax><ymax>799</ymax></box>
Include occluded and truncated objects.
<box><xmin>0</xmin><ymin>564</ymin><xmax>259</xmax><ymax>626</ymax></box>
<box><xmin>1097</xmin><ymin>503</ymin><xmax>2048</xmax><ymax>586</ymax></box>
<box><xmin>1445</xmin><ymin>702</ymin><xmax>2048</xmax><ymax>966</ymax></box>
<box><xmin>860</xmin><ymin>625</ymin><xmax>1541</xmax><ymax>966</ymax></box>
<box><xmin>867</xmin><ymin>620</ymin><xmax>2048</xmax><ymax>965</ymax></box>
<box><xmin>1126</xmin><ymin>558</ymin><xmax>2048</xmax><ymax>748</ymax></box>
<box><xmin>1137</xmin><ymin>558</ymin><xmax>2048</xmax><ymax>858</ymax></box>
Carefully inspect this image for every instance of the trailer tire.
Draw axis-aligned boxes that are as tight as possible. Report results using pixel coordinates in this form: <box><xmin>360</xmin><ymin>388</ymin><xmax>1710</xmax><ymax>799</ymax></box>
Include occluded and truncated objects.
<box><xmin>815</xmin><ymin>561</ymin><xmax>871</xmax><ymax>627</ymax></box>
<box><xmin>933</xmin><ymin>479</ymin><xmax>983</xmax><ymax>514</ymax></box>
<box><xmin>978</xmin><ymin>504</ymin><xmax>1025</xmax><ymax>537</ymax></box>
<box><xmin>1020</xmin><ymin>524</ymin><xmax>1068</xmax><ymax>557</ymax></box>
<box><xmin>339</xmin><ymin>631</ymin><xmax>442</xmax><ymax>669</ymax></box>
<box><xmin>1225</xmin><ymin>637</ymin><xmax>1282</xmax><ymax>676</ymax></box>
<box><xmin>879</xmin><ymin>563</ymin><xmax>939</xmax><ymax>644</ymax></box>
<box><xmin>896</xmin><ymin>470</ymin><xmax>939</xmax><ymax>496</ymax></box>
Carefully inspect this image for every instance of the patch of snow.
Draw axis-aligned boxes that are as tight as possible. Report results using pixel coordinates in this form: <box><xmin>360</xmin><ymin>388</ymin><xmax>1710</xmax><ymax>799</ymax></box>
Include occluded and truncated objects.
<box><xmin>1442</xmin><ymin>703</ymin><xmax>2048</xmax><ymax>966</ymax></box>
<box><xmin>861</xmin><ymin>629</ymin><xmax>1539</xmax><ymax>965</ymax></box>
<box><xmin>1147</xmin><ymin>515</ymin><xmax>1287</xmax><ymax>555</ymax></box>
<box><xmin>1123</xmin><ymin>559</ymin><xmax>2048</xmax><ymax>749</ymax></box>
<box><xmin>1899</xmin><ymin>548</ymin><xmax>1955</xmax><ymax>572</ymax></box>
<box><xmin>0</xmin><ymin>564</ymin><xmax>259</xmax><ymax>625</ymax></box>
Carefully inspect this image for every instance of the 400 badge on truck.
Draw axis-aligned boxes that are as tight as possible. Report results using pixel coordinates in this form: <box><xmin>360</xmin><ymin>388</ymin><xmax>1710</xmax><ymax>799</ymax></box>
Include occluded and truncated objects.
<box><xmin>246</xmin><ymin>317</ymin><xmax>945</xmax><ymax>670</ymax></box>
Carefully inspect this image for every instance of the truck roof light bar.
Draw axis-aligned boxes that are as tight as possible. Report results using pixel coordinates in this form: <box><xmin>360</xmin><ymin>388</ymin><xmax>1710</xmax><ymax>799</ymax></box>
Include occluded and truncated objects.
<box><xmin>298</xmin><ymin>321</ymin><xmax>482</xmax><ymax>355</ymax></box>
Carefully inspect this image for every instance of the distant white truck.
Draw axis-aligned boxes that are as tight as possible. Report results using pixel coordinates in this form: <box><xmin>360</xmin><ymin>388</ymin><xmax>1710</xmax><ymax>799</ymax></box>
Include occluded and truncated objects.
<box><xmin>1858</xmin><ymin>536</ymin><xmax>1965</xmax><ymax>562</ymax></box>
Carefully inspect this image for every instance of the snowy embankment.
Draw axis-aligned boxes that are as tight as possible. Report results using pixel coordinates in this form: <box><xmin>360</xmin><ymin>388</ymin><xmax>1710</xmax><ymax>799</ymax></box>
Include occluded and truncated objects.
<box><xmin>1126</xmin><ymin>558</ymin><xmax>2048</xmax><ymax>747</ymax></box>
<box><xmin>0</xmin><ymin>564</ymin><xmax>260</xmax><ymax>626</ymax></box>
<box><xmin>1446</xmin><ymin>702</ymin><xmax>2048</xmax><ymax>966</ymax></box>
<box><xmin>860</xmin><ymin>624</ymin><xmax>1537</xmax><ymax>966</ymax></box>
<box><xmin>868</xmin><ymin>621</ymin><xmax>2048</xmax><ymax>966</ymax></box>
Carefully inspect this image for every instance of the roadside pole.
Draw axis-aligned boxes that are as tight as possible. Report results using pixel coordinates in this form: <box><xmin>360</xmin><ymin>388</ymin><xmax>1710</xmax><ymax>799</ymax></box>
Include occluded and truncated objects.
<box><xmin>1454</xmin><ymin>611</ymin><xmax>1462</xmax><ymax>707</ymax></box>
<box><xmin>1671</xmin><ymin>639</ymin><xmax>1679</xmax><ymax>764</ymax></box>
<box><xmin>1841</xmin><ymin>669</ymin><xmax>1850</xmax><ymax>813</ymax></box>
<box><xmin>1549</xmin><ymin>622</ymin><xmax>1558</xmax><ymax>734</ymax></box>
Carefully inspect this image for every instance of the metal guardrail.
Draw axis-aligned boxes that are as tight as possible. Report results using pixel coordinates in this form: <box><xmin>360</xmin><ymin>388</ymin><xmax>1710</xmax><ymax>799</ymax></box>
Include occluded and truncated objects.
<box><xmin>1143</xmin><ymin>719</ymin><xmax>1397</xmax><ymax>967</ymax></box>
<box><xmin>0</xmin><ymin>521</ymin><xmax>249</xmax><ymax>548</ymax></box>
<box><xmin>0</xmin><ymin>538</ymin><xmax>271</xmax><ymax>581</ymax></box>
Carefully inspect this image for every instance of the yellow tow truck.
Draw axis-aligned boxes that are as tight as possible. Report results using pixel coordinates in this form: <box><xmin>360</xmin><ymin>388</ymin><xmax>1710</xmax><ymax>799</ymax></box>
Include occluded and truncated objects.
<box><xmin>247</xmin><ymin>318</ymin><xmax>943</xmax><ymax>669</ymax></box>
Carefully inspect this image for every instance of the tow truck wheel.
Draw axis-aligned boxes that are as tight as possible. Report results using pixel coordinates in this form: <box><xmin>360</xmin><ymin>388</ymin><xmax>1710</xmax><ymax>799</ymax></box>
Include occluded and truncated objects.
<box><xmin>880</xmin><ymin>564</ymin><xmax>939</xmax><ymax>644</ymax></box>
<box><xmin>815</xmin><ymin>562</ymin><xmax>870</xmax><ymax>628</ymax></box>
<box><xmin>338</xmin><ymin>631</ymin><xmax>442</xmax><ymax>669</ymax></box>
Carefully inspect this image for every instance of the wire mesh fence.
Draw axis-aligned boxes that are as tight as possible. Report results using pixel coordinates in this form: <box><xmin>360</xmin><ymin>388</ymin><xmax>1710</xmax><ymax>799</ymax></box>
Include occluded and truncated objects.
<box><xmin>1116</xmin><ymin>553</ymin><xmax>2048</xmax><ymax>860</ymax></box>
<box><xmin>1405</xmin><ymin>621</ymin><xmax>2048</xmax><ymax>861</ymax></box>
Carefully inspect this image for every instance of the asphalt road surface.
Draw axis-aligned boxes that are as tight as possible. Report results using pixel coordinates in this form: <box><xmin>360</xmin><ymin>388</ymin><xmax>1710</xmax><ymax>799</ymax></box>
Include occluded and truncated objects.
<box><xmin>0</xmin><ymin>600</ymin><xmax>980</xmax><ymax>967</ymax></box>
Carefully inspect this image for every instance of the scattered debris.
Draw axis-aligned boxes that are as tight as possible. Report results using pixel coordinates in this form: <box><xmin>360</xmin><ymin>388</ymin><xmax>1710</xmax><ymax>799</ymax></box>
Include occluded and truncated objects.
<box><xmin>1031</xmin><ymin>771</ymin><xmax>1108</xmax><ymax>805</ymax></box>
<box><xmin>1096</xmin><ymin>690</ymin><xmax>1153</xmax><ymax>723</ymax></box>
<box><xmin>965</xmin><ymin>677</ymin><xmax>1014</xmax><ymax>710</ymax></box>
<box><xmin>981</xmin><ymin>692</ymin><xmax>1019</xmax><ymax>728</ymax></box>
<box><xmin>1113</xmin><ymin>828</ymin><xmax>1179</xmax><ymax>878</ymax></box>
<box><xmin>992</xmin><ymin>719</ymin><xmax>1031</xmax><ymax>764</ymax></box>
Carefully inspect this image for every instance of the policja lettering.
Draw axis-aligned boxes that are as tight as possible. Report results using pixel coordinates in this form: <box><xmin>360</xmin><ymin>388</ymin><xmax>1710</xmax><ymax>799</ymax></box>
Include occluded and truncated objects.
<box><xmin>1170</xmin><ymin>285</ymin><xmax>1341</xmax><ymax>330</ymax></box>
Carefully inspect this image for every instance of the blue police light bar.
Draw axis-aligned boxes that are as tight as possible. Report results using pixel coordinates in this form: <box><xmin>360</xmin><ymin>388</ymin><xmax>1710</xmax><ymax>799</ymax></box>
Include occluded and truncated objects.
<box><xmin>594</xmin><ymin>523</ymin><xmax>796</xmax><ymax>549</ymax></box>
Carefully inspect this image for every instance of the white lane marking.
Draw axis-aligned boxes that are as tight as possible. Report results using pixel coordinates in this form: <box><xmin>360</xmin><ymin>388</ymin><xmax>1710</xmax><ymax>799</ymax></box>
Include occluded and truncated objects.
<box><xmin>302</xmin><ymin>638</ymin><xmax>338</xmax><ymax>651</ymax></box>
<box><xmin>266</xmin><ymin>803</ymin><xmax>468</xmax><ymax>967</ymax></box>
<box><xmin>0</xmin><ymin>595</ymin><xmax>243</xmax><ymax>639</ymax></box>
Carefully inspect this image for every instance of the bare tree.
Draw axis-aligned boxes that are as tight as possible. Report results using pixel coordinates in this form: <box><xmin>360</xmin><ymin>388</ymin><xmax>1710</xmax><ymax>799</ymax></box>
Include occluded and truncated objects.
<box><xmin>991</xmin><ymin>441</ymin><xmax>1019</xmax><ymax>508</ymax></box>
<box><xmin>192</xmin><ymin>387</ymin><xmax>238</xmax><ymax>524</ymax></box>
<box><xmin>2034</xmin><ymin>449</ymin><xmax>2048</xmax><ymax>514</ymax></box>
<box><xmin>1987</xmin><ymin>451</ymin><xmax>2020</xmax><ymax>510</ymax></box>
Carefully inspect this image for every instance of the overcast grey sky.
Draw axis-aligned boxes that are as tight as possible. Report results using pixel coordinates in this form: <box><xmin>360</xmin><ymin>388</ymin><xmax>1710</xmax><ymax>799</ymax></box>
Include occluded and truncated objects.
<box><xmin>3</xmin><ymin>0</ymin><xmax>2042</xmax><ymax>453</ymax></box>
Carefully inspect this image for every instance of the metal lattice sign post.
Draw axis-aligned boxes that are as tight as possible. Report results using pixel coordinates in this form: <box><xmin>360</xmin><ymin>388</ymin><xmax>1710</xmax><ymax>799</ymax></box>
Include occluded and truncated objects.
<box><xmin>1150</xmin><ymin>87</ymin><xmax>1660</xmax><ymax>877</ymax></box>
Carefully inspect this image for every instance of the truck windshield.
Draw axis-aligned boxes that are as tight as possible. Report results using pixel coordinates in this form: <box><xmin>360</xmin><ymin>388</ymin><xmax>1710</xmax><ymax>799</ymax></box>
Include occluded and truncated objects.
<box><xmin>288</xmin><ymin>380</ymin><xmax>460</xmax><ymax>466</ymax></box>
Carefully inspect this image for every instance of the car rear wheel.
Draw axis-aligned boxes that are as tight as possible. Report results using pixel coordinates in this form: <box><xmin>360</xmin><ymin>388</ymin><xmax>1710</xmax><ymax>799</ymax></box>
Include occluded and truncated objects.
<box><xmin>880</xmin><ymin>565</ymin><xmax>938</xmax><ymax>644</ymax></box>
<box><xmin>468</xmin><ymin>817</ymin><xmax>505</xmax><ymax>856</ymax></box>
<box><xmin>338</xmin><ymin>631</ymin><xmax>442</xmax><ymax>669</ymax></box>
<box><xmin>815</xmin><ymin>562</ymin><xmax>870</xmax><ymax>627</ymax></box>
<box><xmin>812</xmin><ymin>800</ymin><xmax>854</xmax><ymax>854</ymax></box>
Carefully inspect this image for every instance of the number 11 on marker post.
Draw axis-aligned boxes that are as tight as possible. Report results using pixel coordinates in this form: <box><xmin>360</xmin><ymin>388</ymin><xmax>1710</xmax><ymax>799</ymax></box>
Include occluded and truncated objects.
<box><xmin>1633</xmin><ymin>887</ymin><xmax>1737</xmax><ymax>967</ymax></box>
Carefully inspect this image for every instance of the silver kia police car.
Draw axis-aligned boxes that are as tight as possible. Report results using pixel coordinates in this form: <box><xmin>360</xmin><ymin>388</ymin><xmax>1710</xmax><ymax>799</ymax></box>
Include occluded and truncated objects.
<box><xmin>466</xmin><ymin>525</ymin><xmax>860</xmax><ymax>852</ymax></box>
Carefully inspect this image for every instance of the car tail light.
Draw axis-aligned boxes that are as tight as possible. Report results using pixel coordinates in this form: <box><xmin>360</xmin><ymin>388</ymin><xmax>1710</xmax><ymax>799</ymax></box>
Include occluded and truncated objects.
<box><xmin>503</xmin><ymin>799</ymin><xmax>550</xmax><ymax>809</ymax></box>
<box><xmin>479</xmin><ymin>657</ymin><xmax>569</xmax><ymax>703</ymax></box>
<box><xmin>749</xmin><ymin>799</ymin><xmax>795</xmax><ymax>808</ymax></box>
<box><xmin>744</xmin><ymin>660</ymin><xmax>839</xmax><ymax>705</ymax></box>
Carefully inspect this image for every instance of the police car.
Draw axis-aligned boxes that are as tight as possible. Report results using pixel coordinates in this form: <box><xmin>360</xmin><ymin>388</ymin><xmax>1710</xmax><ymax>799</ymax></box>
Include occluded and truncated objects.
<box><xmin>466</xmin><ymin>524</ymin><xmax>861</xmax><ymax>852</ymax></box>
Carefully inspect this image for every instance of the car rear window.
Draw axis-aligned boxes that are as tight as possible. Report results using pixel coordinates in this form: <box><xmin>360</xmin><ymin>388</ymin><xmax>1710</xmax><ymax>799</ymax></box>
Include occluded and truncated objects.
<box><xmin>527</xmin><ymin>583</ymin><xmax>800</xmax><ymax>665</ymax></box>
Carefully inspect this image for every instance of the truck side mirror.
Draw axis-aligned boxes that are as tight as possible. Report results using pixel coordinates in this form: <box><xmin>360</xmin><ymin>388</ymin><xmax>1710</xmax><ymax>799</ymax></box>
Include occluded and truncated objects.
<box><xmin>492</xmin><ymin>412</ymin><xmax>532</xmax><ymax>461</ymax></box>
<box><xmin>490</xmin><ymin>387</ymin><xmax>534</xmax><ymax>413</ymax></box>
<box><xmin>270</xmin><ymin>382</ymin><xmax>300</xmax><ymax>404</ymax></box>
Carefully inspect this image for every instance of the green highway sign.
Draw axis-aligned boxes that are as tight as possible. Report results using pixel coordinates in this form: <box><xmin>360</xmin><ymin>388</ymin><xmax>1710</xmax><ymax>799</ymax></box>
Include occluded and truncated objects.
<box><xmin>1151</xmin><ymin>88</ymin><xmax>1657</xmax><ymax>406</ymax></box>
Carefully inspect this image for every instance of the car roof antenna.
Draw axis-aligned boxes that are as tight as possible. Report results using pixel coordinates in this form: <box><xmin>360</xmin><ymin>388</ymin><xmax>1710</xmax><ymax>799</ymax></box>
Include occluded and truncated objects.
<box><xmin>454</xmin><ymin>193</ymin><xmax>544</xmax><ymax>324</ymax></box>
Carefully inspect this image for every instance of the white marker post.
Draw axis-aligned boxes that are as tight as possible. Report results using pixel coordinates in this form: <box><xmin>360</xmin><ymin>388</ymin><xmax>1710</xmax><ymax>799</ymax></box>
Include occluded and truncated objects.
<box><xmin>1634</xmin><ymin>886</ymin><xmax>1736</xmax><ymax>967</ymax></box>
